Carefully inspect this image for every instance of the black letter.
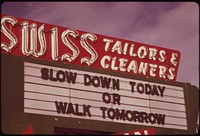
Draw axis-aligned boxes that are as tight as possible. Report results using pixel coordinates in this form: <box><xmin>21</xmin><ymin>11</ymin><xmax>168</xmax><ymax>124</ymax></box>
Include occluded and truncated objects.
<box><xmin>113</xmin><ymin>93</ymin><xmax>121</xmax><ymax>105</ymax></box>
<box><xmin>50</xmin><ymin>69</ymin><xmax>57</xmax><ymax>81</ymax></box>
<box><xmin>65</xmin><ymin>71</ymin><xmax>77</xmax><ymax>84</ymax></box>
<box><xmin>156</xmin><ymin>114</ymin><xmax>165</xmax><ymax>125</ymax></box>
<box><xmin>100</xmin><ymin>76</ymin><xmax>111</xmax><ymax>89</ymax></box>
<box><xmin>102</xmin><ymin>92</ymin><xmax>111</xmax><ymax>104</ymax></box>
<box><xmin>158</xmin><ymin>86</ymin><xmax>165</xmax><ymax>97</ymax></box>
<box><xmin>66</xmin><ymin>102</ymin><xmax>75</xmax><ymax>115</ymax></box>
<box><xmin>75</xmin><ymin>103</ymin><xmax>83</xmax><ymax>116</ymax></box>
<box><xmin>112</xmin><ymin>79</ymin><xmax>119</xmax><ymax>90</ymax></box>
<box><xmin>145</xmin><ymin>84</ymin><xmax>151</xmax><ymax>95</ymax></box>
<box><xmin>115</xmin><ymin>109</ymin><xmax>126</xmax><ymax>120</ymax></box>
<box><xmin>107</xmin><ymin>108</ymin><xmax>116</xmax><ymax>120</ymax></box>
<box><xmin>55</xmin><ymin>101</ymin><xmax>67</xmax><ymax>114</ymax></box>
<box><xmin>133</xmin><ymin>111</ymin><xmax>141</xmax><ymax>122</ymax></box>
<box><xmin>129</xmin><ymin>81</ymin><xmax>136</xmax><ymax>93</ymax></box>
<box><xmin>100</xmin><ymin>107</ymin><xmax>107</xmax><ymax>119</ymax></box>
<box><xmin>137</xmin><ymin>83</ymin><xmax>144</xmax><ymax>94</ymax></box>
<box><xmin>151</xmin><ymin>85</ymin><xmax>159</xmax><ymax>96</ymax></box>
<box><xmin>57</xmin><ymin>70</ymin><xmax>65</xmax><ymax>82</ymax></box>
<box><xmin>126</xmin><ymin>110</ymin><xmax>133</xmax><ymax>121</ymax></box>
<box><xmin>148</xmin><ymin>113</ymin><xmax>156</xmax><ymax>124</ymax></box>
<box><xmin>83</xmin><ymin>104</ymin><xmax>91</xmax><ymax>117</ymax></box>
<box><xmin>140</xmin><ymin>112</ymin><xmax>148</xmax><ymax>123</ymax></box>
<box><xmin>41</xmin><ymin>68</ymin><xmax>49</xmax><ymax>80</ymax></box>
<box><xmin>84</xmin><ymin>74</ymin><xmax>91</xmax><ymax>86</ymax></box>
<box><xmin>92</xmin><ymin>76</ymin><xmax>100</xmax><ymax>87</ymax></box>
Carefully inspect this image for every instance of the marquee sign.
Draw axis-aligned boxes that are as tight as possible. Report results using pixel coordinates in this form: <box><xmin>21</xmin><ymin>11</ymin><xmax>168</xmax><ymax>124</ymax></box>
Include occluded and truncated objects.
<box><xmin>24</xmin><ymin>61</ymin><xmax>187</xmax><ymax>130</ymax></box>
<box><xmin>1</xmin><ymin>14</ymin><xmax>181</xmax><ymax>80</ymax></box>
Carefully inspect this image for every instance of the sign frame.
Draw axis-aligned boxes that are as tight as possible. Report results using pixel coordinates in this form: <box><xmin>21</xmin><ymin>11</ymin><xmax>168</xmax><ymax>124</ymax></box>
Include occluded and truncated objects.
<box><xmin>24</xmin><ymin>60</ymin><xmax>186</xmax><ymax>130</ymax></box>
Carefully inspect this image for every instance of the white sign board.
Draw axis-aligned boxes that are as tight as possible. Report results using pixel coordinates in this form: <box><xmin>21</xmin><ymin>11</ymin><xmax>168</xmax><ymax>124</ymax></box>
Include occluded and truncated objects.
<box><xmin>24</xmin><ymin>62</ymin><xmax>187</xmax><ymax>130</ymax></box>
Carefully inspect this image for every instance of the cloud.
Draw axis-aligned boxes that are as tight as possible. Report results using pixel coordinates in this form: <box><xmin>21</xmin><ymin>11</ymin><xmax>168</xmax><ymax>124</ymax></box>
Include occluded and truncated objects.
<box><xmin>126</xmin><ymin>2</ymin><xmax>199</xmax><ymax>86</ymax></box>
<box><xmin>21</xmin><ymin>2</ymin><xmax>143</xmax><ymax>35</ymax></box>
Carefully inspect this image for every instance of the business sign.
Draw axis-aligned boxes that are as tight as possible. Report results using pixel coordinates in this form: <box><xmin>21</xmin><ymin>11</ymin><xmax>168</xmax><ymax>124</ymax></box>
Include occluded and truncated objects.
<box><xmin>110</xmin><ymin>128</ymin><xmax>156</xmax><ymax>135</ymax></box>
<box><xmin>1</xmin><ymin>14</ymin><xmax>181</xmax><ymax>80</ymax></box>
<box><xmin>24</xmin><ymin>61</ymin><xmax>187</xmax><ymax>130</ymax></box>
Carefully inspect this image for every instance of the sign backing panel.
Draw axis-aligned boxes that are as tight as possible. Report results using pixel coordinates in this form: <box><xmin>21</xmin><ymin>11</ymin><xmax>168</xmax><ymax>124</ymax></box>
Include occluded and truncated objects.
<box><xmin>24</xmin><ymin>61</ymin><xmax>187</xmax><ymax>130</ymax></box>
<box><xmin>1</xmin><ymin>14</ymin><xmax>181</xmax><ymax>80</ymax></box>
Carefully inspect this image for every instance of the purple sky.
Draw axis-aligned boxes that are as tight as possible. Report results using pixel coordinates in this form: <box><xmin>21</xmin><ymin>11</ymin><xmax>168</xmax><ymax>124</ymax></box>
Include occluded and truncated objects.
<box><xmin>1</xmin><ymin>2</ymin><xmax>199</xmax><ymax>87</ymax></box>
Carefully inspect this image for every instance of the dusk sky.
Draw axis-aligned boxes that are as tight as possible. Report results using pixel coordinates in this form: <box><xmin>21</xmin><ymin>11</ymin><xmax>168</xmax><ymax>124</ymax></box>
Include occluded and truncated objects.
<box><xmin>1</xmin><ymin>2</ymin><xmax>199</xmax><ymax>87</ymax></box>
